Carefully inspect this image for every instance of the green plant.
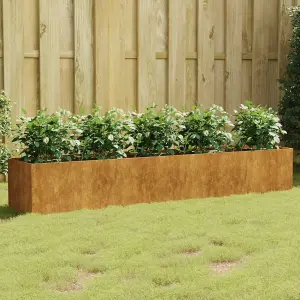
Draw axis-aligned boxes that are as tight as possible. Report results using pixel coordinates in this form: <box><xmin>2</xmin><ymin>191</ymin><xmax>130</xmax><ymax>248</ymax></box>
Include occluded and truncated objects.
<box><xmin>12</xmin><ymin>102</ymin><xmax>286</xmax><ymax>164</ymax></box>
<box><xmin>0</xmin><ymin>91</ymin><xmax>12</xmax><ymax>174</ymax></box>
<box><xmin>279</xmin><ymin>6</ymin><xmax>300</xmax><ymax>148</ymax></box>
<box><xmin>0</xmin><ymin>91</ymin><xmax>12</xmax><ymax>137</ymax></box>
<box><xmin>233</xmin><ymin>102</ymin><xmax>286</xmax><ymax>150</ymax></box>
<box><xmin>78</xmin><ymin>108</ymin><xmax>133</xmax><ymax>160</ymax></box>
<box><xmin>179</xmin><ymin>105</ymin><xmax>233</xmax><ymax>154</ymax></box>
<box><xmin>128</xmin><ymin>105</ymin><xmax>184</xmax><ymax>157</ymax></box>
<box><xmin>13</xmin><ymin>109</ymin><xmax>81</xmax><ymax>163</ymax></box>
<box><xmin>0</xmin><ymin>143</ymin><xmax>10</xmax><ymax>174</ymax></box>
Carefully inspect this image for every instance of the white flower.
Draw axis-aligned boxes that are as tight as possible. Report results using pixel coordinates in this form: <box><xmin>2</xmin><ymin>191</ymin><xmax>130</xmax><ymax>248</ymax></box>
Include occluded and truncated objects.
<box><xmin>203</xmin><ymin>130</ymin><xmax>209</xmax><ymax>136</ymax></box>
<box><xmin>108</xmin><ymin>134</ymin><xmax>114</xmax><ymax>141</ymax></box>
<box><xmin>274</xmin><ymin>136</ymin><xmax>280</xmax><ymax>144</ymax></box>
<box><xmin>43</xmin><ymin>137</ymin><xmax>49</xmax><ymax>144</ymax></box>
<box><xmin>224</xmin><ymin>132</ymin><xmax>233</xmax><ymax>140</ymax></box>
<box><xmin>240</xmin><ymin>104</ymin><xmax>248</xmax><ymax>110</ymax></box>
<box><xmin>128</xmin><ymin>136</ymin><xmax>135</xmax><ymax>144</ymax></box>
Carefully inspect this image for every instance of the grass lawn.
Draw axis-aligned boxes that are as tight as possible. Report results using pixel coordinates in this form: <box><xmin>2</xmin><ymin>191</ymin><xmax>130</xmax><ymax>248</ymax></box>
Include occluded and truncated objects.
<box><xmin>1</xmin><ymin>169</ymin><xmax>300</xmax><ymax>300</ymax></box>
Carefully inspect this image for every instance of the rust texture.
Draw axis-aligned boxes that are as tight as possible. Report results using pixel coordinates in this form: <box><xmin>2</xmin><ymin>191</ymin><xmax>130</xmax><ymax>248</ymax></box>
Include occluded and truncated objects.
<box><xmin>8</xmin><ymin>148</ymin><xmax>293</xmax><ymax>214</ymax></box>
<box><xmin>8</xmin><ymin>159</ymin><xmax>32</xmax><ymax>212</ymax></box>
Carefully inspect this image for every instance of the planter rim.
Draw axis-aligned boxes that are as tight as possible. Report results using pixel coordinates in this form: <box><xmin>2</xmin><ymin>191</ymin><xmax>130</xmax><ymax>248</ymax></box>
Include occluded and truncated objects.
<box><xmin>9</xmin><ymin>147</ymin><xmax>293</xmax><ymax>166</ymax></box>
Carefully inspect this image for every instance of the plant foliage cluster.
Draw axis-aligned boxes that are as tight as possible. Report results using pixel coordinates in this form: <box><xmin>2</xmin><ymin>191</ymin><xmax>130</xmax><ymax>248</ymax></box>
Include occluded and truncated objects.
<box><xmin>0</xmin><ymin>91</ymin><xmax>11</xmax><ymax>174</ymax></box>
<box><xmin>279</xmin><ymin>6</ymin><xmax>300</xmax><ymax>148</ymax></box>
<box><xmin>12</xmin><ymin>102</ymin><xmax>286</xmax><ymax>164</ymax></box>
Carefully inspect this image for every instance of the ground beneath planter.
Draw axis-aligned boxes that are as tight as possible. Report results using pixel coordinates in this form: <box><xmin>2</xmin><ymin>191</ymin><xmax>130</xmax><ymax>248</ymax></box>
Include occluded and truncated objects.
<box><xmin>0</xmin><ymin>168</ymin><xmax>300</xmax><ymax>300</ymax></box>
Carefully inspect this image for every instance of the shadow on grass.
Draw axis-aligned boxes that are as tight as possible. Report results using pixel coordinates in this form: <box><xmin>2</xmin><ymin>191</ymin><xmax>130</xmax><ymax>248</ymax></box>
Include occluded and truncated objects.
<box><xmin>294</xmin><ymin>164</ymin><xmax>300</xmax><ymax>187</ymax></box>
<box><xmin>0</xmin><ymin>205</ymin><xmax>18</xmax><ymax>220</ymax></box>
<box><xmin>0</xmin><ymin>184</ymin><xmax>19</xmax><ymax>220</ymax></box>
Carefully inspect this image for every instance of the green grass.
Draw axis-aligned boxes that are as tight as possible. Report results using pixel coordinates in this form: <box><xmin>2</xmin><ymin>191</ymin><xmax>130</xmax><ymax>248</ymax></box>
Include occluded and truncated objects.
<box><xmin>1</xmin><ymin>170</ymin><xmax>300</xmax><ymax>300</ymax></box>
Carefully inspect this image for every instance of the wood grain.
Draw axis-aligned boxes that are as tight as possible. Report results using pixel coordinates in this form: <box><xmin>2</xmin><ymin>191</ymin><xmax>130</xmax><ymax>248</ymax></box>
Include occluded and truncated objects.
<box><xmin>198</xmin><ymin>0</ymin><xmax>215</xmax><ymax>108</ymax></box>
<box><xmin>8</xmin><ymin>148</ymin><xmax>293</xmax><ymax>214</ymax></box>
<box><xmin>74</xmin><ymin>0</ymin><xmax>93</xmax><ymax>114</ymax></box>
<box><xmin>3</xmin><ymin>0</ymin><xmax>24</xmax><ymax>121</ymax></box>
<box><xmin>95</xmin><ymin>0</ymin><xmax>125</xmax><ymax>111</ymax></box>
<box><xmin>138</xmin><ymin>0</ymin><xmax>156</xmax><ymax>111</ymax></box>
<box><xmin>214</xmin><ymin>0</ymin><xmax>225</xmax><ymax>107</ymax></box>
<box><xmin>225</xmin><ymin>0</ymin><xmax>242</xmax><ymax>113</ymax></box>
<box><xmin>39</xmin><ymin>0</ymin><xmax>60</xmax><ymax>112</ymax></box>
<box><xmin>169</xmin><ymin>0</ymin><xmax>186</xmax><ymax>108</ymax></box>
<box><xmin>242</xmin><ymin>0</ymin><xmax>253</xmax><ymax>54</ymax></box>
<box><xmin>124</xmin><ymin>0</ymin><xmax>137</xmax><ymax>111</ymax></box>
<box><xmin>156</xmin><ymin>0</ymin><xmax>168</xmax><ymax>108</ymax></box>
<box><xmin>252</xmin><ymin>0</ymin><xmax>269</xmax><ymax>105</ymax></box>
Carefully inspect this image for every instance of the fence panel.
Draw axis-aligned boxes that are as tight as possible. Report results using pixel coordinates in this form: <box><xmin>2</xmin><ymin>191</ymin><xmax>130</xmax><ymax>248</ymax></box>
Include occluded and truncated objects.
<box><xmin>0</xmin><ymin>0</ymin><xmax>296</xmax><ymax>118</ymax></box>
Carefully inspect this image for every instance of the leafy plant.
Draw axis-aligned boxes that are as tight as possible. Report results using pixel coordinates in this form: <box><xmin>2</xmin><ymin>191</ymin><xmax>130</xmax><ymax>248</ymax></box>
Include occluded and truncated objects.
<box><xmin>279</xmin><ymin>6</ymin><xmax>300</xmax><ymax>148</ymax></box>
<box><xmin>0</xmin><ymin>143</ymin><xmax>11</xmax><ymax>174</ymax></box>
<box><xmin>128</xmin><ymin>105</ymin><xmax>184</xmax><ymax>157</ymax></box>
<box><xmin>0</xmin><ymin>91</ymin><xmax>12</xmax><ymax>136</ymax></box>
<box><xmin>233</xmin><ymin>102</ymin><xmax>286</xmax><ymax>150</ymax></box>
<box><xmin>0</xmin><ymin>91</ymin><xmax>12</xmax><ymax>174</ymax></box>
<box><xmin>13</xmin><ymin>109</ymin><xmax>81</xmax><ymax>163</ymax></box>
<box><xmin>12</xmin><ymin>102</ymin><xmax>286</xmax><ymax>164</ymax></box>
<box><xmin>78</xmin><ymin>108</ymin><xmax>134</xmax><ymax>160</ymax></box>
<box><xmin>179</xmin><ymin>105</ymin><xmax>233</xmax><ymax>154</ymax></box>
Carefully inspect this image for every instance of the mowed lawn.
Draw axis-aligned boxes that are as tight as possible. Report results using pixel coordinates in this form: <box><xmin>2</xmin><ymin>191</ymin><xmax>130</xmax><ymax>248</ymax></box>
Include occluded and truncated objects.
<box><xmin>1</xmin><ymin>168</ymin><xmax>300</xmax><ymax>300</ymax></box>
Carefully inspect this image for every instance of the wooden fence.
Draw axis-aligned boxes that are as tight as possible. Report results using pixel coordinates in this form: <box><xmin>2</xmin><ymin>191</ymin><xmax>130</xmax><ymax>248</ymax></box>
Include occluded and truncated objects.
<box><xmin>0</xmin><ymin>0</ymin><xmax>298</xmax><ymax>123</ymax></box>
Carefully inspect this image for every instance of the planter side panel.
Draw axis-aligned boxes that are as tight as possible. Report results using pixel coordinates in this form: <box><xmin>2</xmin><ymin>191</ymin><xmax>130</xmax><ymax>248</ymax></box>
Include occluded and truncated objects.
<box><xmin>8</xmin><ymin>159</ymin><xmax>32</xmax><ymax>213</ymax></box>
<box><xmin>29</xmin><ymin>148</ymin><xmax>292</xmax><ymax>214</ymax></box>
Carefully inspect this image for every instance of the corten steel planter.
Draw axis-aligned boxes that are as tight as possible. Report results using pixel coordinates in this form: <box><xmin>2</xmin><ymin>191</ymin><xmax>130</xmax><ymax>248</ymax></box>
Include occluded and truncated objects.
<box><xmin>8</xmin><ymin>148</ymin><xmax>293</xmax><ymax>214</ymax></box>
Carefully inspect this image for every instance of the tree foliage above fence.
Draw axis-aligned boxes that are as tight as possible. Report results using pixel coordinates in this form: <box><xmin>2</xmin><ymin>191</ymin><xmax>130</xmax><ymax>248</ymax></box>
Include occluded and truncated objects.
<box><xmin>279</xmin><ymin>6</ymin><xmax>300</xmax><ymax>149</ymax></box>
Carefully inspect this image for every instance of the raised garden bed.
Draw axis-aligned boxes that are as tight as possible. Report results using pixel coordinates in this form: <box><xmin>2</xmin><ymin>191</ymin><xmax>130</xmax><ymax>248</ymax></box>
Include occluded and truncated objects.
<box><xmin>8</xmin><ymin>148</ymin><xmax>293</xmax><ymax>214</ymax></box>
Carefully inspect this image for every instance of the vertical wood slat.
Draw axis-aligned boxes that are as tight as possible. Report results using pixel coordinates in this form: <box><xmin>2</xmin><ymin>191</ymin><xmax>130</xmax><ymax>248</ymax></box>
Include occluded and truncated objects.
<box><xmin>60</xmin><ymin>0</ymin><xmax>74</xmax><ymax>112</ymax></box>
<box><xmin>242</xmin><ymin>0</ymin><xmax>253</xmax><ymax>102</ymax></box>
<box><xmin>214</xmin><ymin>0</ymin><xmax>225</xmax><ymax>107</ymax></box>
<box><xmin>242</xmin><ymin>0</ymin><xmax>253</xmax><ymax>53</ymax></box>
<box><xmin>169</xmin><ymin>0</ymin><xmax>186</xmax><ymax>109</ymax></box>
<box><xmin>225</xmin><ymin>0</ymin><xmax>242</xmax><ymax>113</ymax></box>
<box><xmin>3</xmin><ymin>0</ymin><xmax>24</xmax><ymax>121</ymax></box>
<box><xmin>95</xmin><ymin>0</ymin><xmax>125</xmax><ymax>111</ymax></box>
<box><xmin>252</xmin><ymin>0</ymin><xmax>269</xmax><ymax>105</ymax></box>
<box><xmin>278</xmin><ymin>0</ymin><xmax>294</xmax><ymax>84</ymax></box>
<box><xmin>138</xmin><ymin>0</ymin><xmax>156</xmax><ymax>111</ymax></box>
<box><xmin>95</xmin><ymin>0</ymin><xmax>109</xmax><ymax>109</ymax></box>
<box><xmin>185</xmin><ymin>0</ymin><xmax>197</xmax><ymax>109</ymax></box>
<box><xmin>155</xmin><ymin>0</ymin><xmax>168</xmax><ymax>108</ymax></box>
<box><xmin>74</xmin><ymin>0</ymin><xmax>94</xmax><ymax>114</ymax></box>
<box><xmin>198</xmin><ymin>0</ymin><xmax>215</xmax><ymax>108</ymax></box>
<box><xmin>39</xmin><ymin>0</ymin><xmax>60</xmax><ymax>113</ymax></box>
